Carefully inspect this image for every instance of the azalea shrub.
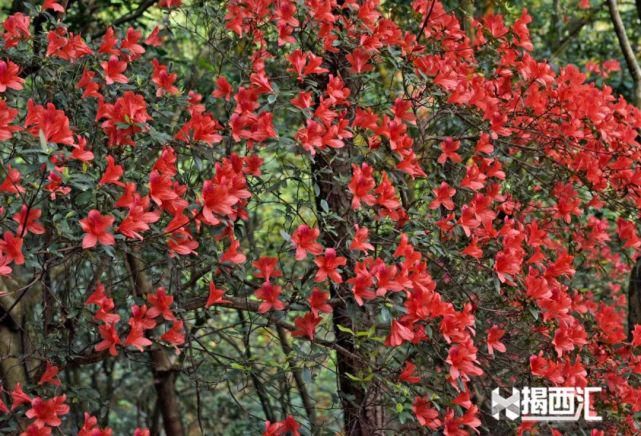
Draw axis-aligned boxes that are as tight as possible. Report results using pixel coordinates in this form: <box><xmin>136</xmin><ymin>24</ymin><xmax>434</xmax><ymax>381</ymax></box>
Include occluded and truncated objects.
<box><xmin>0</xmin><ymin>0</ymin><xmax>640</xmax><ymax>435</ymax></box>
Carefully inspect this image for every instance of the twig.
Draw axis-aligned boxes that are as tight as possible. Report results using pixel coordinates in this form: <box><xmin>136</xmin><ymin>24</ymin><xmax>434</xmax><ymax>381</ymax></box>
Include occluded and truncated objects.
<box><xmin>276</xmin><ymin>326</ymin><xmax>318</xmax><ymax>434</ymax></box>
<box><xmin>93</xmin><ymin>0</ymin><xmax>158</xmax><ymax>38</ymax></box>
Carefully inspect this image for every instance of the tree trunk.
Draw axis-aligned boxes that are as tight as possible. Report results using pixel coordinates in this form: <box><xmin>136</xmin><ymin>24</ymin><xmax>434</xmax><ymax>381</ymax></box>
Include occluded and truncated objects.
<box><xmin>126</xmin><ymin>251</ymin><xmax>185</xmax><ymax>436</ymax></box>
<box><xmin>608</xmin><ymin>0</ymin><xmax>641</xmax><ymax>107</ymax></box>
<box><xmin>0</xmin><ymin>273</ymin><xmax>42</xmax><ymax>390</ymax></box>
<box><xmin>150</xmin><ymin>349</ymin><xmax>184</xmax><ymax>436</ymax></box>
<box><xmin>628</xmin><ymin>259</ymin><xmax>641</xmax><ymax>339</ymax></box>
<box><xmin>308</xmin><ymin>3</ymin><xmax>388</xmax><ymax>429</ymax></box>
<box><xmin>312</xmin><ymin>154</ymin><xmax>373</xmax><ymax>435</ymax></box>
<box><xmin>607</xmin><ymin>0</ymin><xmax>641</xmax><ymax>338</ymax></box>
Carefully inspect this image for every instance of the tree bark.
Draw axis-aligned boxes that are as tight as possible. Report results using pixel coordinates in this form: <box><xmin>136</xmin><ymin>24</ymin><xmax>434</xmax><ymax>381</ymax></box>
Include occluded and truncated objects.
<box><xmin>311</xmin><ymin>153</ymin><xmax>372</xmax><ymax>435</ymax></box>
<box><xmin>307</xmin><ymin>3</ymin><xmax>389</xmax><ymax>430</ymax></box>
<box><xmin>150</xmin><ymin>350</ymin><xmax>184</xmax><ymax>436</ymax></box>
<box><xmin>0</xmin><ymin>273</ymin><xmax>42</xmax><ymax>391</ymax></box>
<box><xmin>607</xmin><ymin>0</ymin><xmax>641</xmax><ymax>337</ymax></box>
<box><xmin>126</xmin><ymin>251</ymin><xmax>185</xmax><ymax>436</ymax></box>
<box><xmin>608</xmin><ymin>0</ymin><xmax>641</xmax><ymax>107</ymax></box>
<box><xmin>628</xmin><ymin>259</ymin><xmax>641</xmax><ymax>339</ymax></box>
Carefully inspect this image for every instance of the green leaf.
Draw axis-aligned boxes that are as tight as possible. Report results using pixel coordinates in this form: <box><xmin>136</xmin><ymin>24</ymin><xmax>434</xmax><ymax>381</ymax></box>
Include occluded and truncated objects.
<box><xmin>320</xmin><ymin>199</ymin><xmax>329</xmax><ymax>212</ymax></box>
<box><xmin>380</xmin><ymin>307</ymin><xmax>391</xmax><ymax>323</ymax></box>
<box><xmin>101</xmin><ymin>244</ymin><xmax>116</xmax><ymax>259</ymax></box>
<box><xmin>280</xmin><ymin>230</ymin><xmax>291</xmax><ymax>242</ymax></box>
<box><xmin>355</xmin><ymin>325</ymin><xmax>375</xmax><ymax>338</ymax></box>
<box><xmin>336</xmin><ymin>324</ymin><xmax>355</xmax><ymax>335</ymax></box>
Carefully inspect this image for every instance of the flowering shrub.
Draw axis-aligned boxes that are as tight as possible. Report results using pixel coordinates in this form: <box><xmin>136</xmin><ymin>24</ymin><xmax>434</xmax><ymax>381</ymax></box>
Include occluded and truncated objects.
<box><xmin>0</xmin><ymin>0</ymin><xmax>640</xmax><ymax>434</ymax></box>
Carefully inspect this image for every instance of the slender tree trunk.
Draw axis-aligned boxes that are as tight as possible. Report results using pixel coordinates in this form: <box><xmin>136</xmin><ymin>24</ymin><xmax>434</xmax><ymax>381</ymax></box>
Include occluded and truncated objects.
<box><xmin>237</xmin><ymin>310</ymin><xmax>276</xmax><ymax>423</ymax></box>
<box><xmin>311</xmin><ymin>154</ymin><xmax>371</xmax><ymax>435</ymax></box>
<box><xmin>608</xmin><ymin>0</ymin><xmax>641</xmax><ymax>107</ymax></box>
<box><xmin>126</xmin><ymin>251</ymin><xmax>185</xmax><ymax>436</ymax></box>
<box><xmin>628</xmin><ymin>259</ymin><xmax>641</xmax><ymax>339</ymax></box>
<box><xmin>0</xmin><ymin>324</ymin><xmax>27</xmax><ymax>389</ymax></box>
<box><xmin>150</xmin><ymin>350</ymin><xmax>184</xmax><ymax>436</ymax></box>
<box><xmin>606</xmin><ymin>0</ymin><xmax>641</xmax><ymax>334</ymax></box>
<box><xmin>308</xmin><ymin>3</ymin><xmax>388</xmax><ymax>430</ymax></box>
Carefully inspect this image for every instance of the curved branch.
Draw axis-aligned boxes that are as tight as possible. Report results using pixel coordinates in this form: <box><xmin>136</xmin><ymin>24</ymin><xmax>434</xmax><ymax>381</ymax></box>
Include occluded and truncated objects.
<box><xmin>277</xmin><ymin>326</ymin><xmax>318</xmax><ymax>434</ymax></box>
<box><xmin>238</xmin><ymin>310</ymin><xmax>276</xmax><ymax>423</ymax></box>
<box><xmin>93</xmin><ymin>0</ymin><xmax>159</xmax><ymax>38</ymax></box>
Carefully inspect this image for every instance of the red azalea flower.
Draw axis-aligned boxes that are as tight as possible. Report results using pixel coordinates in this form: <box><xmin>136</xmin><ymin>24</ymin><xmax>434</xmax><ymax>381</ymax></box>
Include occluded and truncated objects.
<box><xmin>291</xmin><ymin>312</ymin><xmax>321</xmax><ymax>340</ymax></box>
<box><xmin>79</xmin><ymin>210</ymin><xmax>115</xmax><ymax>249</ymax></box>
<box><xmin>486</xmin><ymin>325</ymin><xmax>506</xmax><ymax>356</ymax></box>
<box><xmin>95</xmin><ymin>322</ymin><xmax>120</xmax><ymax>356</ymax></box>
<box><xmin>98</xmin><ymin>155</ymin><xmax>124</xmax><ymax>186</ymax></box>
<box><xmin>206</xmin><ymin>281</ymin><xmax>230</xmax><ymax>307</ymax></box>
<box><xmin>314</xmin><ymin>248</ymin><xmax>346</xmax><ymax>283</ymax></box>
<box><xmin>13</xmin><ymin>205</ymin><xmax>45</xmax><ymax>235</ymax></box>
<box><xmin>161</xmin><ymin>320</ymin><xmax>185</xmax><ymax>346</ymax></box>
<box><xmin>1</xmin><ymin>231</ymin><xmax>24</xmax><ymax>265</ymax></box>
<box><xmin>101</xmin><ymin>55</ymin><xmax>128</xmax><ymax>84</ymax></box>
<box><xmin>42</xmin><ymin>0</ymin><xmax>65</xmax><ymax>13</ymax></box>
<box><xmin>412</xmin><ymin>396</ymin><xmax>441</xmax><ymax>429</ymax></box>
<box><xmin>25</xmin><ymin>100</ymin><xmax>74</xmax><ymax>145</ymax></box>
<box><xmin>0</xmin><ymin>59</ymin><xmax>23</xmax><ymax>92</ymax></box>
<box><xmin>38</xmin><ymin>362</ymin><xmax>61</xmax><ymax>386</ymax></box>
<box><xmin>255</xmin><ymin>282</ymin><xmax>285</xmax><ymax>313</ymax></box>
<box><xmin>147</xmin><ymin>287</ymin><xmax>175</xmax><ymax>320</ymax></box>
<box><xmin>291</xmin><ymin>224</ymin><xmax>323</xmax><ymax>260</ymax></box>
<box><xmin>308</xmin><ymin>288</ymin><xmax>332</xmax><ymax>316</ymax></box>
<box><xmin>25</xmin><ymin>395</ymin><xmax>69</xmax><ymax>428</ymax></box>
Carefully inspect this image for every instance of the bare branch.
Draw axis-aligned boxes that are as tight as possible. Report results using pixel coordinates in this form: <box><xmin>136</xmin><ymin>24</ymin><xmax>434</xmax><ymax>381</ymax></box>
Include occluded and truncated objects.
<box><xmin>93</xmin><ymin>0</ymin><xmax>159</xmax><ymax>38</ymax></box>
<box><xmin>277</xmin><ymin>326</ymin><xmax>318</xmax><ymax>434</ymax></box>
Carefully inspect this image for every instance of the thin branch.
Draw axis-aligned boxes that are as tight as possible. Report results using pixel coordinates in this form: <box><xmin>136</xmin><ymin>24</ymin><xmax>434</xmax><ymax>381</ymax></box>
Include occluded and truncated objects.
<box><xmin>417</xmin><ymin>0</ymin><xmax>437</xmax><ymax>44</ymax></box>
<box><xmin>277</xmin><ymin>326</ymin><xmax>318</xmax><ymax>434</ymax></box>
<box><xmin>67</xmin><ymin>294</ymin><xmax>361</xmax><ymax>368</ymax></box>
<box><xmin>550</xmin><ymin>13</ymin><xmax>595</xmax><ymax>58</ymax></box>
<box><xmin>238</xmin><ymin>310</ymin><xmax>276</xmax><ymax>423</ymax></box>
<box><xmin>93</xmin><ymin>0</ymin><xmax>158</xmax><ymax>38</ymax></box>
